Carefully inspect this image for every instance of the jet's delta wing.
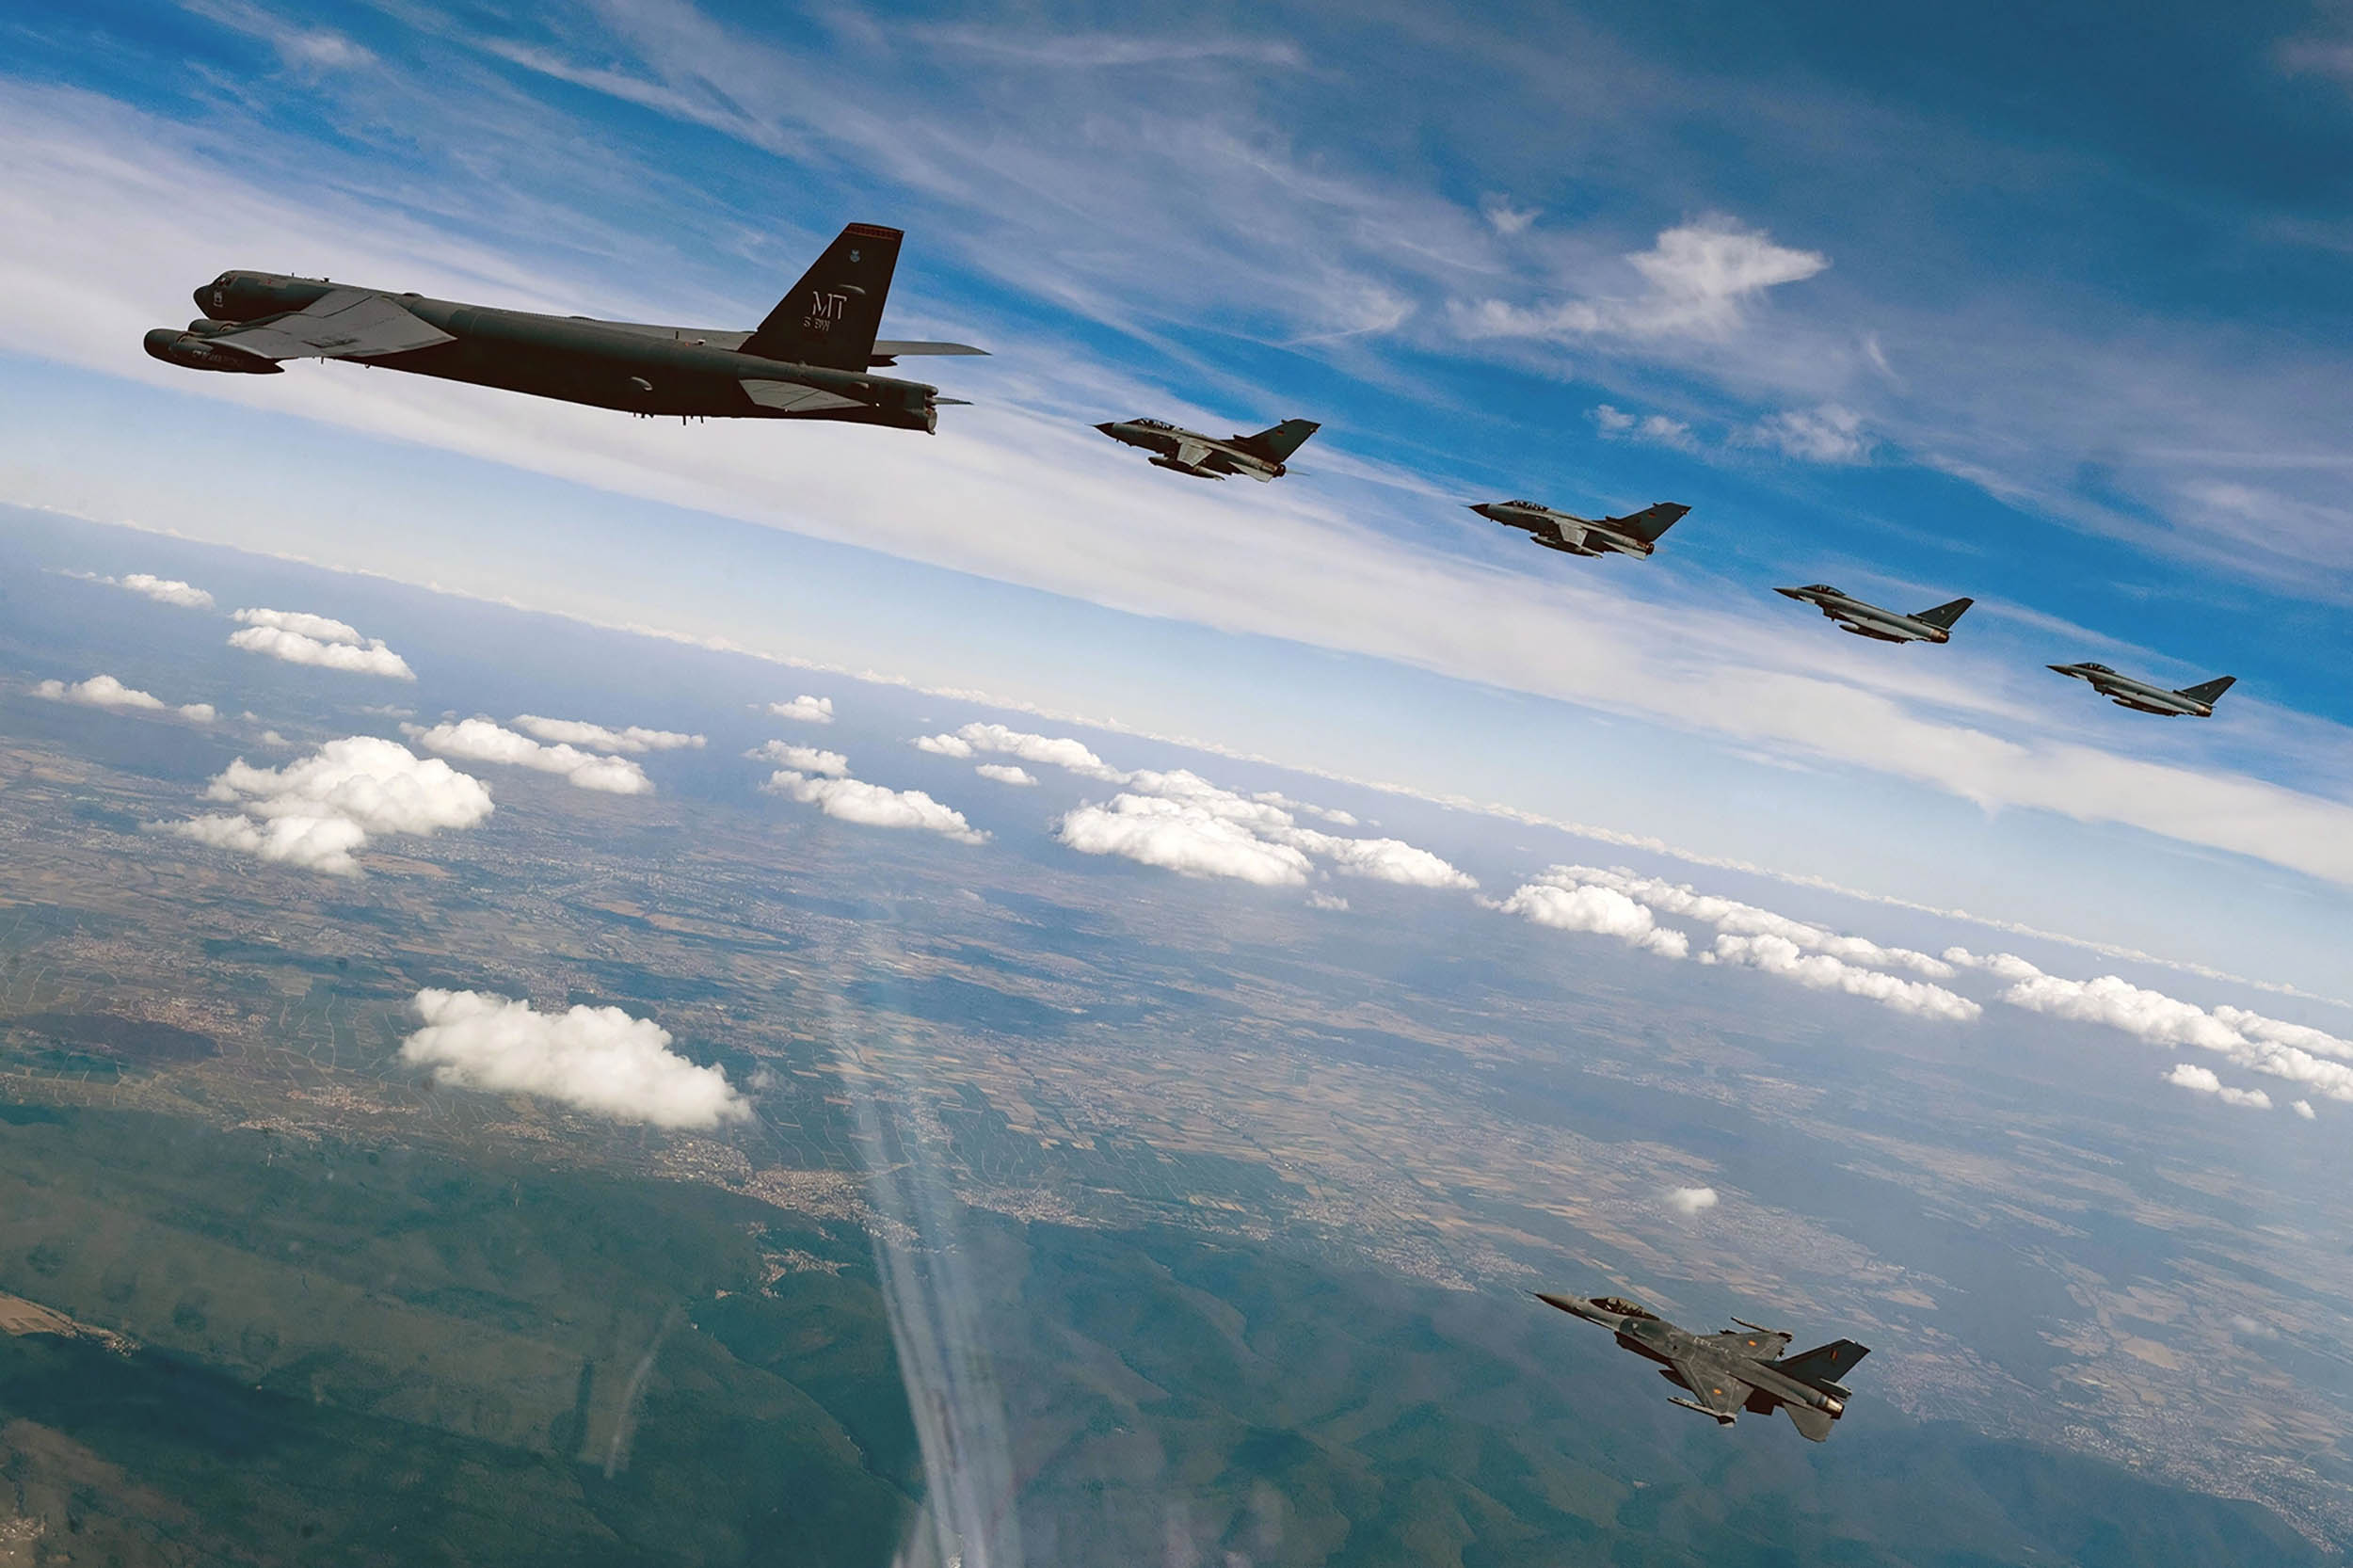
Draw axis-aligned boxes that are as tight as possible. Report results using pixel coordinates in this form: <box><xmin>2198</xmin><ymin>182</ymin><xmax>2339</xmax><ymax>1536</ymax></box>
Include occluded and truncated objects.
<box><xmin>144</xmin><ymin>223</ymin><xmax>986</xmax><ymax>432</ymax></box>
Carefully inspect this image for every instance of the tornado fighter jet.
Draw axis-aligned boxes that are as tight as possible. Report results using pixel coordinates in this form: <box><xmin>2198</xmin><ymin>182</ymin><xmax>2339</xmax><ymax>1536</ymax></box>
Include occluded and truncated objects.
<box><xmin>1472</xmin><ymin>498</ymin><xmax>1689</xmax><ymax>560</ymax></box>
<box><xmin>2048</xmin><ymin>662</ymin><xmax>2236</xmax><ymax>717</ymax></box>
<box><xmin>1776</xmin><ymin>584</ymin><xmax>1973</xmax><ymax>644</ymax></box>
<box><xmin>1094</xmin><ymin>416</ymin><xmax>1321</xmax><ymax>481</ymax></box>
<box><xmin>1537</xmin><ymin>1291</ymin><xmax>1868</xmax><ymax>1441</ymax></box>
<box><xmin>143</xmin><ymin>224</ymin><xmax>986</xmax><ymax>432</ymax></box>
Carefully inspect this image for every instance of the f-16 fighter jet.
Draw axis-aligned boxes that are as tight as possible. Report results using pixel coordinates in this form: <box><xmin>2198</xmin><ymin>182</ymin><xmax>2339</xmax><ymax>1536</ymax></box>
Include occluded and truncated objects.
<box><xmin>1537</xmin><ymin>1291</ymin><xmax>1868</xmax><ymax>1441</ymax></box>
<box><xmin>1093</xmin><ymin>416</ymin><xmax>1321</xmax><ymax>481</ymax></box>
<box><xmin>143</xmin><ymin>224</ymin><xmax>986</xmax><ymax>433</ymax></box>
<box><xmin>1471</xmin><ymin>498</ymin><xmax>1689</xmax><ymax>559</ymax></box>
<box><xmin>2047</xmin><ymin>662</ymin><xmax>2235</xmax><ymax>717</ymax></box>
<box><xmin>1776</xmin><ymin>584</ymin><xmax>1973</xmax><ymax>644</ymax></box>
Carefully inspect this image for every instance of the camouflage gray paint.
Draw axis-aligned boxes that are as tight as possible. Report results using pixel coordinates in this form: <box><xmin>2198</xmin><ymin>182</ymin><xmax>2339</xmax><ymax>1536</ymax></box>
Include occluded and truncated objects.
<box><xmin>143</xmin><ymin>223</ymin><xmax>985</xmax><ymax>432</ymax></box>
<box><xmin>1094</xmin><ymin>416</ymin><xmax>1321</xmax><ymax>481</ymax></box>
<box><xmin>1472</xmin><ymin>498</ymin><xmax>1689</xmax><ymax>559</ymax></box>
<box><xmin>1537</xmin><ymin>1291</ymin><xmax>1868</xmax><ymax>1441</ymax></box>
<box><xmin>2047</xmin><ymin>662</ymin><xmax>2236</xmax><ymax>716</ymax></box>
<box><xmin>1775</xmin><ymin>584</ymin><xmax>1973</xmax><ymax>644</ymax></box>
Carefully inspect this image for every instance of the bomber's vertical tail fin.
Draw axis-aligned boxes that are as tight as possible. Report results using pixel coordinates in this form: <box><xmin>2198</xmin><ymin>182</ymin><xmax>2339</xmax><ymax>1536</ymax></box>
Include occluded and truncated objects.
<box><xmin>742</xmin><ymin>223</ymin><xmax>903</xmax><ymax>371</ymax></box>
<box><xmin>1614</xmin><ymin>502</ymin><xmax>1689</xmax><ymax>542</ymax></box>
<box><xmin>2177</xmin><ymin>675</ymin><xmax>2236</xmax><ymax>706</ymax></box>
<box><xmin>1913</xmin><ymin>597</ymin><xmax>1973</xmax><ymax>630</ymax></box>
<box><xmin>1229</xmin><ymin>418</ymin><xmax>1321</xmax><ymax>463</ymax></box>
<box><xmin>1773</xmin><ymin>1338</ymin><xmax>1869</xmax><ymax>1386</ymax></box>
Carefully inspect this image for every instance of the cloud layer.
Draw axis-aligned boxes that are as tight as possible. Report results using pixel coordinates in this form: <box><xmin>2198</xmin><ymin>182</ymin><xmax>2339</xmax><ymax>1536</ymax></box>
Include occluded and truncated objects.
<box><xmin>230</xmin><ymin>607</ymin><xmax>415</xmax><ymax>680</ymax></box>
<box><xmin>409</xmin><ymin>717</ymin><xmax>653</xmax><ymax>793</ymax></box>
<box><xmin>35</xmin><ymin>673</ymin><xmax>214</xmax><ymax>722</ymax></box>
<box><xmin>398</xmin><ymin>989</ymin><xmax>749</xmax><ymax>1128</ymax></box>
<box><xmin>167</xmin><ymin>735</ymin><xmax>494</xmax><ymax>874</ymax></box>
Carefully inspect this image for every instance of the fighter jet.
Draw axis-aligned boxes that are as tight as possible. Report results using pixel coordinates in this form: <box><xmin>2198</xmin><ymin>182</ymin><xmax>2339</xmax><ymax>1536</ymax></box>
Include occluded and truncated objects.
<box><xmin>1776</xmin><ymin>584</ymin><xmax>1973</xmax><ymax>644</ymax></box>
<box><xmin>2047</xmin><ymin>662</ymin><xmax>2236</xmax><ymax>717</ymax></box>
<box><xmin>143</xmin><ymin>224</ymin><xmax>985</xmax><ymax>433</ymax></box>
<box><xmin>1093</xmin><ymin>416</ymin><xmax>1320</xmax><ymax>481</ymax></box>
<box><xmin>1537</xmin><ymin>1291</ymin><xmax>1868</xmax><ymax>1441</ymax></box>
<box><xmin>1471</xmin><ymin>498</ymin><xmax>1689</xmax><ymax>560</ymax></box>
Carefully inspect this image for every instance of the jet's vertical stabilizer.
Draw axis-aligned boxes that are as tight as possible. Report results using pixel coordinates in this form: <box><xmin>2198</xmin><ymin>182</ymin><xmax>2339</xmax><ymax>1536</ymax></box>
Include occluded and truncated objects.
<box><xmin>1620</xmin><ymin>502</ymin><xmax>1689</xmax><ymax>542</ymax></box>
<box><xmin>1231</xmin><ymin>418</ymin><xmax>1321</xmax><ymax>464</ymax></box>
<box><xmin>1913</xmin><ymin>597</ymin><xmax>1973</xmax><ymax>630</ymax></box>
<box><xmin>2177</xmin><ymin>675</ymin><xmax>2236</xmax><ymax>706</ymax></box>
<box><xmin>743</xmin><ymin>223</ymin><xmax>904</xmax><ymax>371</ymax></box>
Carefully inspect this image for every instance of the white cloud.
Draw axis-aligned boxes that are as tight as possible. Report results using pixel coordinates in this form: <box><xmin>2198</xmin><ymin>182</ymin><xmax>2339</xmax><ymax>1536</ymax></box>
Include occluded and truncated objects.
<box><xmin>1706</xmin><ymin>933</ymin><xmax>1983</xmax><ymax>1021</ymax></box>
<box><xmin>975</xmin><ymin>762</ymin><xmax>1036</xmax><ymax>786</ymax></box>
<box><xmin>1059</xmin><ymin>794</ymin><xmax>1314</xmax><ymax>885</ymax></box>
<box><xmin>397</xmin><ymin>989</ymin><xmax>748</xmax><ymax>1128</ymax></box>
<box><xmin>2295</xmin><ymin>1099</ymin><xmax>2317</xmax><ymax>1119</ymax></box>
<box><xmin>165</xmin><ymin>735</ymin><xmax>494</xmax><ymax>874</ymax></box>
<box><xmin>1747</xmin><ymin>404</ymin><xmax>1871</xmax><ymax>463</ymax></box>
<box><xmin>1591</xmin><ymin>404</ymin><xmax>1697</xmax><ymax>451</ymax></box>
<box><xmin>1307</xmin><ymin>890</ymin><xmax>1350</xmax><ymax>911</ymax></box>
<box><xmin>1461</xmin><ymin>216</ymin><xmax>1829</xmax><ymax>342</ymax></box>
<box><xmin>1292</xmin><ymin>830</ymin><xmax>1478</xmax><ymax>889</ymax></box>
<box><xmin>1557</xmin><ymin>866</ymin><xmax>1954</xmax><ymax>977</ymax></box>
<box><xmin>750</xmin><ymin>741</ymin><xmax>850</xmax><ymax>776</ymax></box>
<box><xmin>512</xmin><ymin>713</ymin><xmax>705</xmax><ymax>752</ymax></box>
<box><xmin>408</xmin><ymin>718</ymin><xmax>653</xmax><ymax>793</ymax></box>
<box><xmin>1480</xmin><ymin>194</ymin><xmax>1540</xmax><ymax>234</ymax></box>
<box><xmin>229</xmin><ymin>608</ymin><xmax>414</xmax><ymax>680</ymax></box>
<box><xmin>33</xmin><ymin>673</ymin><xmax>214</xmax><ymax>721</ymax></box>
<box><xmin>2162</xmin><ymin>1063</ymin><xmax>2273</xmax><ymax>1110</ymax></box>
<box><xmin>767</xmin><ymin>695</ymin><xmax>835</xmax><ymax>725</ymax></box>
<box><xmin>1940</xmin><ymin>947</ymin><xmax>2049</xmax><ymax>983</ymax></box>
<box><xmin>1998</xmin><ymin>971</ymin><xmax>2353</xmax><ymax>1101</ymax></box>
<box><xmin>74</xmin><ymin>570</ymin><xmax>215</xmax><ymax>608</ymax></box>
<box><xmin>917</xmin><ymin>722</ymin><xmax>1126</xmax><ymax>781</ymax></box>
<box><xmin>1495</xmin><ymin>877</ymin><xmax>1689</xmax><ymax>958</ymax></box>
<box><xmin>765</xmin><ymin>770</ymin><xmax>985</xmax><ymax>843</ymax></box>
<box><xmin>1667</xmin><ymin>1186</ymin><xmax>1720</xmax><ymax>1215</ymax></box>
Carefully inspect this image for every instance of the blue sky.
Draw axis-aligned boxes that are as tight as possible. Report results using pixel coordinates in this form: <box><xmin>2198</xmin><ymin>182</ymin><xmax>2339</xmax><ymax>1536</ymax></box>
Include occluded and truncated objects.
<box><xmin>4</xmin><ymin>0</ymin><xmax>2351</xmax><ymax>988</ymax></box>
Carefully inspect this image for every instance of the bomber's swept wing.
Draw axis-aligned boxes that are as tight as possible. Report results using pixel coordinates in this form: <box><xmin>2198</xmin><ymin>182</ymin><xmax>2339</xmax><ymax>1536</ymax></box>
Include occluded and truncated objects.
<box><xmin>209</xmin><ymin>287</ymin><xmax>454</xmax><ymax>360</ymax></box>
<box><xmin>741</xmin><ymin>380</ymin><xmax>867</xmax><ymax>414</ymax></box>
<box><xmin>1666</xmin><ymin>1360</ymin><xmax>1751</xmax><ymax>1419</ymax></box>
<box><xmin>1174</xmin><ymin>437</ymin><xmax>1212</xmax><ymax>468</ymax></box>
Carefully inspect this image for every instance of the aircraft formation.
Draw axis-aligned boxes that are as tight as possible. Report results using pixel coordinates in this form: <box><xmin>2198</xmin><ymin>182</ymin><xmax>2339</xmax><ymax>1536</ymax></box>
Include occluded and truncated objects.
<box><xmin>144</xmin><ymin>219</ymin><xmax>2236</xmax><ymax>718</ymax></box>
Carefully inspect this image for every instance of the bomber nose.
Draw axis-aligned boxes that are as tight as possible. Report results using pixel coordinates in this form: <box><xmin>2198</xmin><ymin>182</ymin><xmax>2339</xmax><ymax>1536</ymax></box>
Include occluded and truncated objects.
<box><xmin>1094</xmin><ymin>421</ymin><xmax>1118</xmax><ymax>436</ymax></box>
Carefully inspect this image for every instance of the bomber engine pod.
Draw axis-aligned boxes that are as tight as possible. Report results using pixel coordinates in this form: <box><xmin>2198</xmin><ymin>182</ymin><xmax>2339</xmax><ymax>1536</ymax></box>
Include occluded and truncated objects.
<box><xmin>142</xmin><ymin>328</ymin><xmax>283</xmax><ymax>374</ymax></box>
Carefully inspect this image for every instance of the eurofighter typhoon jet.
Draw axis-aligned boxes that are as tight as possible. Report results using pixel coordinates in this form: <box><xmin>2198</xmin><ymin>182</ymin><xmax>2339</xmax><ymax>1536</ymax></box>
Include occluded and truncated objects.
<box><xmin>1537</xmin><ymin>1292</ymin><xmax>1868</xmax><ymax>1441</ymax></box>
<box><xmin>1472</xmin><ymin>498</ymin><xmax>1689</xmax><ymax>559</ymax></box>
<box><xmin>2047</xmin><ymin>662</ymin><xmax>2236</xmax><ymax>717</ymax></box>
<box><xmin>1093</xmin><ymin>416</ymin><xmax>1321</xmax><ymax>481</ymax></box>
<box><xmin>1775</xmin><ymin>584</ymin><xmax>1973</xmax><ymax>644</ymax></box>
<box><xmin>144</xmin><ymin>224</ymin><xmax>986</xmax><ymax>432</ymax></box>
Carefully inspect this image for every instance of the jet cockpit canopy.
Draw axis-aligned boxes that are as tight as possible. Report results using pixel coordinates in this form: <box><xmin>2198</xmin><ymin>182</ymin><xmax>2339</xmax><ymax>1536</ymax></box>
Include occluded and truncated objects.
<box><xmin>1592</xmin><ymin>1296</ymin><xmax>1658</xmax><ymax>1320</ymax></box>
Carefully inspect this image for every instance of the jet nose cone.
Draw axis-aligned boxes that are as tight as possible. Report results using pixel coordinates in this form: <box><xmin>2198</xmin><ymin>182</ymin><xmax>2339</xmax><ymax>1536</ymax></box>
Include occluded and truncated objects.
<box><xmin>2046</xmin><ymin>664</ymin><xmax>2073</xmax><ymax>675</ymax></box>
<box><xmin>1093</xmin><ymin>422</ymin><xmax>1119</xmax><ymax>436</ymax></box>
<box><xmin>1534</xmin><ymin>1292</ymin><xmax>1584</xmax><ymax>1315</ymax></box>
<box><xmin>1774</xmin><ymin>586</ymin><xmax>1807</xmax><ymax>600</ymax></box>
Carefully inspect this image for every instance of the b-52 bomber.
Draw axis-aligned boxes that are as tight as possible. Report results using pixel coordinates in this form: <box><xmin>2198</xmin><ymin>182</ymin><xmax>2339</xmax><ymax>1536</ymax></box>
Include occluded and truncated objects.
<box><xmin>1776</xmin><ymin>584</ymin><xmax>1973</xmax><ymax>645</ymax></box>
<box><xmin>143</xmin><ymin>223</ymin><xmax>986</xmax><ymax>432</ymax></box>
<box><xmin>2047</xmin><ymin>662</ymin><xmax>2235</xmax><ymax>717</ymax></box>
<box><xmin>1538</xmin><ymin>1291</ymin><xmax>1868</xmax><ymax>1441</ymax></box>
<box><xmin>1472</xmin><ymin>498</ymin><xmax>1689</xmax><ymax>560</ymax></box>
<box><xmin>1094</xmin><ymin>416</ymin><xmax>1321</xmax><ymax>481</ymax></box>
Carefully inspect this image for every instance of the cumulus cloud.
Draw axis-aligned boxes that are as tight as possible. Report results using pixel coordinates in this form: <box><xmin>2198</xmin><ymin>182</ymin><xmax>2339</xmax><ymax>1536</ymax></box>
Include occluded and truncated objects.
<box><xmin>1460</xmin><ymin>216</ymin><xmax>1829</xmax><ymax>342</ymax></box>
<box><xmin>73</xmin><ymin>570</ymin><xmax>215</xmax><ymax>608</ymax></box>
<box><xmin>408</xmin><ymin>718</ymin><xmax>652</xmax><ymax>794</ymax></box>
<box><xmin>2295</xmin><ymin>1099</ymin><xmax>2317</xmax><ymax>1119</ymax></box>
<box><xmin>915</xmin><ymin>722</ymin><xmax>1126</xmax><ymax>781</ymax></box>
<box><xmin>1495</xmin><ymin>876</ymin><xmax>1690</xmax><ymax>958</ymax></box>
<box><xmin>34</xmin><ymin>673</ymin><xmax>214</xmax><ymax>721</ymax></box>
<box><xmin>1706</xmin><ymin>933</ymin><xmax>1983</xmax><ymax>1020</ymax></box>
<box><xmin>1667</xmin><ymin>1186</ymin><xmax>1720</xmax><ymax>1216</ymax></box>
<box><xmin>1745</xmin><ymin>405</ymin><xmax>1870</xmax><ymax>463</ymax></box>
<box><xmin>765</xmin><ymin>771</ymin><xmax>985</xmax><ymax>843</ymax></box>
<box><xmin>1993</xmin><ymin>967</ymin><xmax>2353</xmax><ymax>1102</ymax></box>
<box><xmin>2162</xmin><ymin>1064</ymin><xmax>2274</xmax><ymax>1110</ymax></box>
<box><xmin>750</xmin><ymin>741</ymin><xmax>849</xmax><ymax>776</ymax></box>
<box><xmin>975</xmin><ymin>762</ymin><xmax>1037</xmax><ymax>786</ymax></box>
<box><xmin>165</xmin><ymin>735</ymin><xmax>493</xmax><ymax>874</ymax></box>
<box><xmin>1307</xmin><ymin>890</ymin><xmax>1350</xmax><ymax>911</ymax></box>
<box><xmin>1543</xmin><ymin>866</ymin><xmax>1953</xmax><ymax>977</ymax></box>
<box><xmin>229</xmin><ymin>607</ymin><xmax>414</xmax><ymax>680</ymax></box>
<box><xmin>767</xmin><ymin>695</ymin><xmax>835</xmax><ymax>724</ymax></box>
<box><xmin>398</xmin><ymin>989</ymin><xmax>748</xmax><ymax>1128</ymax></box>
<box><xmin>512</xmin><ymin>714</ymin><xmax>705</xmax><ymax>752</ymax></box>
<box><xmin>1059</xmin><ymin>794</ymin><xmax>1313</xmax><ymax>885</ymax></box>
